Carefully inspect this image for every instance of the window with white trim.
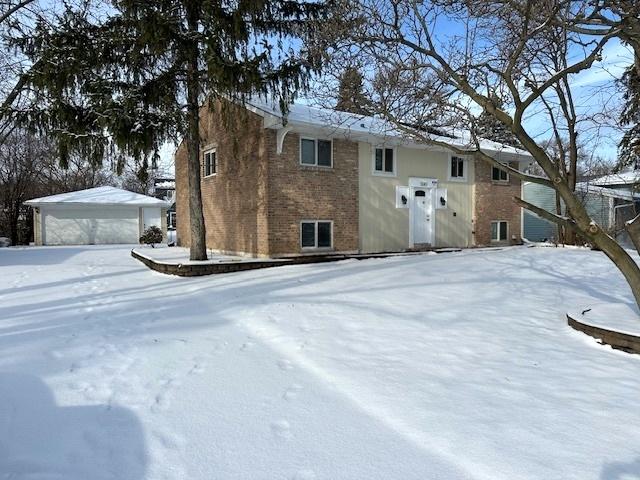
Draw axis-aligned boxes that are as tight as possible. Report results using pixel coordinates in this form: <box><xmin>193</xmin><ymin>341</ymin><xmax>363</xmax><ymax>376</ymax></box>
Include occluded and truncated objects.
<box><xmin>449</xmin><ymin>155</ymin><xmax>466</xmax><ymax>181</ymax></box>
<box><xmin>169</xmin><ymin>211</ymin><xmax>176</xmax><ymax>228</ymax></box>
<box><xmin>300</xmin><ymin>138</ymin><xmax>332</xmax><ymax>167</ymax></box>
<box><xmin>492</xmin><ymin>165</ymin><xmax>508</xmax><ymax>182</ymax></box>
<box><xmin>300</xmin><ymin>220</ymin><xmax>332</xmax><ymax>249</ymax></box>
<box><xmin>374</xmin><ymin>147</ymin><xmax>395</xmax><ymax>175</ymax></box>
<box><xmin>491</xmin><ymin>221</ymin><xmax>508</xmax><ymax>242</ymax></box>
<box><xmin>204</xmin><ymin>149</ymin><xmax>217</xmax><ymax>176</ymax></box>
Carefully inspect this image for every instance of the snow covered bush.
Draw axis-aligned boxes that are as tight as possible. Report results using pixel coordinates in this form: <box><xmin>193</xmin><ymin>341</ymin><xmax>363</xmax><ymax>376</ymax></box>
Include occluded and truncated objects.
<box><xmin>139</xmin><ymin>226</ymin><xmax>163</xmax><ymax>247</ymax></box>
<box><xmin>0</xmin><ymin>237</ymin><xmax>11</xmax><ymax>247</ymax></box>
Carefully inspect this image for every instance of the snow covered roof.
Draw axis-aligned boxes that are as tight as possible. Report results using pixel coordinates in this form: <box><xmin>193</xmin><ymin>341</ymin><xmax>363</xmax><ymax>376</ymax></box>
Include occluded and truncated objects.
<box><xmin>589</xmin><ymin>172</ymin><xmax>640</xmax><ymax>186</ymax></box>
<box><xmin>25</xmin><ymin>186</ymin><xmax>171</xmax><ymax>207</ymax></box>
<box><xmin>247</xmin><ymin>100</ymin><xmax>533</xmax><ymax>162</ymax></box>
<box><xmin>155</xmin><ymin>180</ymin><xmax>175</xmax><ymax>189</ymax></box>
<box><xmin>575</xmin><ymin>182</ymin><xmax>640</xmax><ymax>201</ymax></box>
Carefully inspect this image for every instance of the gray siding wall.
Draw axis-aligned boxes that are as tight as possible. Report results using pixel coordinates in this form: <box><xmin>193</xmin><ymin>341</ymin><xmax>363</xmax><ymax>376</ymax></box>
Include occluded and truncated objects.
<box><xmin>522</xmin><ymin>182</ymin><xmax>613</xmax><ymax>241</ymax></box>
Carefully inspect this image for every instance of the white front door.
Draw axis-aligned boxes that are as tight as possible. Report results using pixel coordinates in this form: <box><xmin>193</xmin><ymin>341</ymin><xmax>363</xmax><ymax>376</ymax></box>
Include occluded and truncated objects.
<box><xmin>412</xmin><ymin>188</ymin><xmax>434</xmax><ymax>245</ymax></box>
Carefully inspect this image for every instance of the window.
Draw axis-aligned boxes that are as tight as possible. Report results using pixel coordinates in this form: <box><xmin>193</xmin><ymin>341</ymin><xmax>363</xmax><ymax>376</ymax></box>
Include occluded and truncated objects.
<box><xmin>374</xmin><ymin>147</ymin><xmax>395</xmax><ymax>175</ymax></box>
<box><xmin>492</xmin><ymin>165</ymin><xmax>508</xmax><ymax>182</ymax></box>
<box><xmin>300</xmin><ymin>220</ymin><xmax>333</xmax><ymax>249</ymax></box>
<box><xmin>204</xmin><ymin>149</ymin><xmax>217</xmax><ymax>176</ymax></box>
<box><xmin>491</xmin><ymin>221</ymin><xmax>508</xmax><ymax>242</ymax></box>
<box><xmin>169</xmin><ymin>211</ymin><xmax>176</xmax><ymax>228</ymax></box>
<box><xmin>449</xmin><ymin>155</ymin><xmax>466</xmax><ymax>181</ymax></box>
<box><xmin>300</xmin><ymin>138</ymin><xmax>332</xmax><ymax>167</ymax></box>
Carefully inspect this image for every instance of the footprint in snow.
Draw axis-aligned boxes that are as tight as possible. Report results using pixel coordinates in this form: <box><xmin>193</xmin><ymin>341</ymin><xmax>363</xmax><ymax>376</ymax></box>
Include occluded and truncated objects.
<box><xmin>270</xmin><ymin>419</ymin><xmax>292</xmax><ymax>440</ymax></box>
<box><xmin>282</xmin><ymin>384</ymin><xmax>303</xmax><ymax>401</ymax></box>
<box><xmin>277</xmin><ymin>359</ymin><xmax>294</xmax><ymax>371</ymax></box>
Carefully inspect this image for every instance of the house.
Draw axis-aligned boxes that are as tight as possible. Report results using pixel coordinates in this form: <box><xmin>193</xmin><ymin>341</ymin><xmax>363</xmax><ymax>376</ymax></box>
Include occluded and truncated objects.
<box><xmin>522</xmin><ymin>177</ymin><xmax>640</xmax><ymax>244</ymax></box>
<box><xmin>152</xmin><ymin>178</ymin><xmax>177</xmax><ymax>229</ymax></box>
<box><xmin>25</xmin><ymin>186</ymin><xmax>170</xmax><ymax>246</ymax></box>
<box><xmin>175</xmin><ymin>100</ymin><xmax>532</xmax><ymax>257</ymax></box>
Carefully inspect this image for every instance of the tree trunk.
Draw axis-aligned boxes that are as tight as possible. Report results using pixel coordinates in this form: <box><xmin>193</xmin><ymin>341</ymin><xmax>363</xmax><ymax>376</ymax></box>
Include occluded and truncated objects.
<box><xmin>184</xmin><ymin>7</ymin><xmax>207</xmax><ymax>261</ymax></box>
<box><xmin>592</xmin><ymin>228</ymin><xmax>640</xmax><ymax>309</ymax></box>
<box><xmin>554</xmin><ymin>192</ymin><xmax>564</xmax><ymax>244</ymax></box>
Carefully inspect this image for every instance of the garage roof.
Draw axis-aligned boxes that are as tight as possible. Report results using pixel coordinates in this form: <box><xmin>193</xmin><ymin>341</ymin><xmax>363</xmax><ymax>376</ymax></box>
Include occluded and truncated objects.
<box><xmin>25</xmin><ymin>186</ymin><xmax>171</xmax><ymax>207</ymax></box>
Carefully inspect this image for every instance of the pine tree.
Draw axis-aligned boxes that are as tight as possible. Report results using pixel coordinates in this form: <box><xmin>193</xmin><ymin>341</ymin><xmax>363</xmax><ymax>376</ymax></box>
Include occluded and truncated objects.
<box><xmin>474</xmin><ymin>93</ymin><xmax>521</xmax><ymax>148</ymax></box>
<box><xmin>7</xmin><ymin>0</ymin><xmax>330</xmax><ymax>260</ymax></box>
<box><xmin>618</xmin><ymin>62</ymin><xmax>640</xmax><ymax>171</ymax></box>
<box><xmin>335</xmin><ymin>67</ymin><xmax>371</xmax><ymax>115</ymax></box>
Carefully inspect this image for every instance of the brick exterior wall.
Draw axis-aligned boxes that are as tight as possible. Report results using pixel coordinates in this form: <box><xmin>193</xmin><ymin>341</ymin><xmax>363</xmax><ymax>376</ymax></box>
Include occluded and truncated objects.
<box><xmin>473</xmin><ymin>158</ymin><xmax>522</xmax><ymax>246</ymax></box>
<box><xmin>266</xmin><ymin>132</ymin><xmax>359</xmax><ymax>256</ymax></box>
<box><xmin>175</xmin><ymin>101</ymin><xmax>270</xmax><ymax>256</ymax></box>
<box><xmin>176</xmin><ymin>101</ymin><xmax>359</xmax><ymax>257</ymax></box>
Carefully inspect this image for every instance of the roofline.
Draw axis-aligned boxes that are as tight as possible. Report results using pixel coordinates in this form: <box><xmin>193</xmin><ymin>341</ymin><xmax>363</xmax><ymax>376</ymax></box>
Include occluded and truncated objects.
<box><xmin>245</xmin><ymin>101</ymin><xmax>533</xmax><ymax>163</ymax></box>
<box><xmin>25</xmin><ymin>200</ymin><xmax>171</xmax><ymax>207</ymax></box>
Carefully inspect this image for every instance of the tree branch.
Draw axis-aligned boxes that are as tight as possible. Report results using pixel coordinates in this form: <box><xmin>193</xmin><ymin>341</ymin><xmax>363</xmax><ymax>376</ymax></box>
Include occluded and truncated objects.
<box><xmin>514</xmin><ymin>196</ymin><xmax>577</xmax><ymax>231</ymax></box>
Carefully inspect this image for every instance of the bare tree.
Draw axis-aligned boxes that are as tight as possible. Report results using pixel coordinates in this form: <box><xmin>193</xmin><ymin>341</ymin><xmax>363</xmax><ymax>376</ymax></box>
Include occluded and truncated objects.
<box><xmin>312</xmin><ymin>0</ymin><xmax>640</xmax><ymax>308</ymax></box>
<box><xmin>0</xmin><ymin>129</ymin><xmax>113</xmax><ymax>244</ymax></box>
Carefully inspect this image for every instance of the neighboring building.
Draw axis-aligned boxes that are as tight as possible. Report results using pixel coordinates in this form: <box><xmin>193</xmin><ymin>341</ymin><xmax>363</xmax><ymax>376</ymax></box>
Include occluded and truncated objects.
<box><xmin>25</xmin><ymin>186</ymin><xmax>170</xmax><ymax>246</ymax></box>
<box><xmin>153</xmin><ymin>178</ymin><xmax>177</xmax><ymax>229</ymax></box>
<box><xmin>175</xmin><ymin>100</ymin><xmax>532</xmax><ymax>258</ymax></box>
<box><xmin>522</xmin><ymin>178</ymin><xmax>640</xmax><ymax>244</ymax></box>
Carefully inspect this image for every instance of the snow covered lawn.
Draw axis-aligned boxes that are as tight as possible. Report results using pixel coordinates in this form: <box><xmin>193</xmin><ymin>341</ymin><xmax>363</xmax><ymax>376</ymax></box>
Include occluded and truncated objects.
<box><xmin>1</xmin><ymin>245</ymin><xmax>639</xmax><ymax>480</ymax></box>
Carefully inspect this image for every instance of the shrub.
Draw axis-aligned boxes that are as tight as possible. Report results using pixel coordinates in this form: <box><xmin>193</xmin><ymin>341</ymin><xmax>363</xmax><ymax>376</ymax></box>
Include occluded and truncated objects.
<box><xmin>139</xmin><ymin>226</ymin><xmax>163</xmax><ymax>247</ymax></box>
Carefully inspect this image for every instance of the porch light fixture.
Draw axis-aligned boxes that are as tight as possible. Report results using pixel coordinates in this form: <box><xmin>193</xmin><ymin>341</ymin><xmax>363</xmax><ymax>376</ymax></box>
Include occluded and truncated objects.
<box><xmin>402</xmin><ymin>195</ymin><xmax>407</xmax><ymax>205</ymax></box>
<box><xmin>440</xmin><ymin>196</ymin><xmax>446</xmax><ymax>207</ymax></box>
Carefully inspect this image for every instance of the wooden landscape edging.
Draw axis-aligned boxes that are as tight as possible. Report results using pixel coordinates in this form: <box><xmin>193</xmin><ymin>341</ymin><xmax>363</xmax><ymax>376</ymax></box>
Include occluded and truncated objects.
<box><xmin>567</xmin><ymin>313</ymin><xmax>640</xmax><ymax>355</ymax></box>
<box><xmin>131</xmin><ymin>248</ymin><xmax>462</xmax><ymax>277</ymax></box>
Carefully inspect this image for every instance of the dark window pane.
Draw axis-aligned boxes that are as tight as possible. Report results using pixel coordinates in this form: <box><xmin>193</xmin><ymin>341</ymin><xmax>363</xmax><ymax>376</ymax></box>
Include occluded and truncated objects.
<box><xmin>301</xmin><ymin>222</ymin><xmax>316</xmax><ymax>247</ymax></box>
<box><xmin>375</xmin><ymin>148</ymin><xmax>383</xmax><ymax>171</ymax></box>
<box><xmin>384</xmin><ymin>148</ymin><xmax>394</xmax><ymax>172</ymax></box>
<box><xmin>500</xmin><ymin>221</ymin><xmax>508</xmax><ymax>240</ymax></box>
<box><xmin>451</xmin><ymin>158</ymin><xmax>458</xmax><ymax>177</ymax></box>
<box><xmin>457</xmin><ymin>158</ymin><xmax>464</xmax><ymax>177</ymax></box>
<box><xmin>493</xmin><ymin>167</ymin><xmax>507</xmax><ymax>181</ymax></box>
<box><xmin>415</xmin><ymin>190</ymin><xmax>426</xmax><ymax>197</ymax></box>
<box><xmin>317</xmin><ymin>222</ymin><xmax>332</xmax><ymax>247</ymax></box>
<box><xmin>491</xmin><ymin>222</ymin><xmax>498</xmax><ymax>240</ymax></box>
<box><xmin>318</xmin><ymin>140</ymin><xmax>332</xmax><ymax>166</ymax></box>
<box><xmin>301</xmin><ymin>139</ymin><xmax>316</xmax><ymax>165</ymax></box>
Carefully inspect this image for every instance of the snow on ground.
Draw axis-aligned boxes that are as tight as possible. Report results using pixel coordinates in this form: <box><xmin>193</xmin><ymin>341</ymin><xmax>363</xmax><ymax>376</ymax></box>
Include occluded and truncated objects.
<box><xmin>1</xmin><ymin>245</ymin><xmax>639</xmax><ymax>480</ymax></box>
<box><xmin>569</xmin><ymin>302</ymin><xmax>640</xmax><ymax>337</ymax></box>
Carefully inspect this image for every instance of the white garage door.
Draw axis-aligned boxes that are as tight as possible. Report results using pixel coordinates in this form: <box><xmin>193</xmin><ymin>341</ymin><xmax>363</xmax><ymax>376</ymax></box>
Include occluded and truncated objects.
<box><xmin>43</xmin><ymin>206</ymin><xmax>140</xmax><ymax>245</ymax></box>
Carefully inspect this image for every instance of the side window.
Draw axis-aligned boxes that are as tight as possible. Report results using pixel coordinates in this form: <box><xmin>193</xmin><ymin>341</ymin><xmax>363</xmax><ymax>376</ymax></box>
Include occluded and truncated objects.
<box><xmin>300</xmin><ymin>138</ymin><xmax>333</xmax><ymax>167</ymax></box>
<box><xmin>449</xmin><ymin>155</ymin><xmax>466</xmax><ymax>181</ymax></box>
<box><xmin>492</xmin><ymin>165</ymin><xmax>508</xmax><ymax>182</ymax></box>
<box><xmin>374</xmin><ymin>147</ymin><xmax>395</xmax><ymax>175</ymax></box>
<box><xmin>300</xmin><ymin>220</ymin><xmax>333</xmax><ymax>249</ymax></box>
<box><xmin>491</xmin><ymin>221</ymin><xmax>508</xmax><ymax>242</ymax></box>
<box><xmin>204</xmin><ymin>149</ymin><xmax>217</xmax><ymax>177</ymax></box>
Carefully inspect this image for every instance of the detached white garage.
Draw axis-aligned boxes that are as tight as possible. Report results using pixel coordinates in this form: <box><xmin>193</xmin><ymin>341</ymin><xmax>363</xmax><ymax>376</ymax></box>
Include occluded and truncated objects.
<box><xmin>25</xmin><ymin>186</ymin><xmax>170</xmax><ymax>246</ymax></box>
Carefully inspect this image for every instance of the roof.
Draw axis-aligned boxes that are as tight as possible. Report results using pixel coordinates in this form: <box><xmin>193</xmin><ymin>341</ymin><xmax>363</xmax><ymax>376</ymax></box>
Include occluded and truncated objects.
<box><xmin>524</xmin><ymin>181</ymin><xmax>640</xmax><ymax>201</ymax></box>
<box><xmin>590</xmin><ymin>172</ymin><xmax>640</xmax><ymax>186</ymax></box>
<box><xmin>247</xmin><ymin>100</ymin><xmax>533</xmax><ymax>162</ymax></box>
<box><xmin>576</xmin><ymin>183</ymin><xmax>640</xmax><ymax>201</ymax></box>
<box><xmin>25</xmin><ymin>186</ymin><xmax>171</xmax><ymax>207</ymax></box>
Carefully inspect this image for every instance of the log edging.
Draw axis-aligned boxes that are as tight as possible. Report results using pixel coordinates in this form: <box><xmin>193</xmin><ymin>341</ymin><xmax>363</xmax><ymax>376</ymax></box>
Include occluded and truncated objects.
<box><xmin>567</xmin><ymin>313</ymin><xmax>640</xmax><ymax>355</ymax></box>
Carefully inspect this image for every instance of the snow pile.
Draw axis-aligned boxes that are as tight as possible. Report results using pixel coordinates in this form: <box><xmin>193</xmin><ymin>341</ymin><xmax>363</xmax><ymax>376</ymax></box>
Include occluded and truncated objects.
<box><xmin>1</xmin><ymin>245</ymin><xmax>639</xmax><ymax>479</ymax></box>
